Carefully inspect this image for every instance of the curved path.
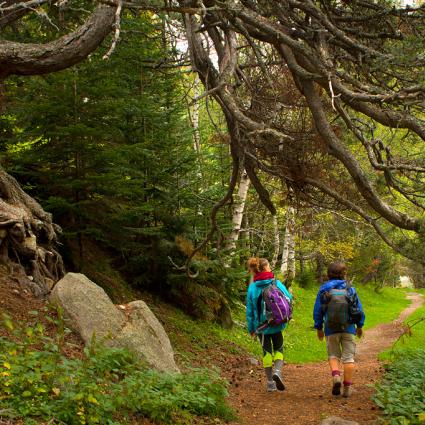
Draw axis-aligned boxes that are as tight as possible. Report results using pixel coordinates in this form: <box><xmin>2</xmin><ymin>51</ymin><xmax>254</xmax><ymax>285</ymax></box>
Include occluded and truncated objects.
<box><xmin>227</xmin><ymin>292</ymin><xmax>423</xmax><ymax>425</ymax></box>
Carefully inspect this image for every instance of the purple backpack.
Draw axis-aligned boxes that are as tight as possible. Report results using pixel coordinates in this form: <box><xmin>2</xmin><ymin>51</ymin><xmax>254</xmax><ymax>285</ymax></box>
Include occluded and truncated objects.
<box><xmin>257</xmin><ymin>280</ymin><xmax>292</xmax><ymax>332</ymax></box>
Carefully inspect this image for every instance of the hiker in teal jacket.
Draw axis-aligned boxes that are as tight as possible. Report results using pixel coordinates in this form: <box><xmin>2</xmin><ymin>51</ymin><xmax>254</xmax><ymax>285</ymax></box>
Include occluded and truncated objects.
<box><xmin>246</xmin><ymin>257</ymin><xmax>292</xmax><ymax>392</ymax></box>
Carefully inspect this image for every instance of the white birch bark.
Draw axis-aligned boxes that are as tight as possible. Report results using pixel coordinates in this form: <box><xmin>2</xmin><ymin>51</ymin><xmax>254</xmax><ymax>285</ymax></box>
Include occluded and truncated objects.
<box><xmin>280</xmin><ymin>206</ymin><xmax>295</xmax><ymax>279</ymax></box>
<box><xmin>192</xmin><ymin>75</ymin><xmax>201</xmax><ymax>158</ymax></box>
<box><xmin>287</xmin><ymin>216</ymin><xmax>296</xmax><ymax>280</ymax></box>
<box><xmin>270</xmin><ymin>214</ymin><xmax>280</xmax><ymax>269</ymax></box>
<box><xmin>227</xmin><ymin>169</ymin><xmax>250</xmax><ymax>252</ymax></box>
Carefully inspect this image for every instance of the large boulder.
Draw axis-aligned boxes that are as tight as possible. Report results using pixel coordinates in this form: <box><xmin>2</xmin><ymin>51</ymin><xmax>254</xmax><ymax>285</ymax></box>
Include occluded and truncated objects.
<box><xmin>114</xmin><ymin>301</ymin><xmax>179</xmax><ymax>373</ymax></box>
<box><xmin>50</xmin><ymin>273</ymin><xmax>180</xmax><ymax>373</ymax></box>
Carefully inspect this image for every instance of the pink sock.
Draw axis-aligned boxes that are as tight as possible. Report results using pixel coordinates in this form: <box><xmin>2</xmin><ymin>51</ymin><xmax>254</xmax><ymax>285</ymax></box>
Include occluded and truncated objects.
<box><xmin>343</xmin><ymin>381</ymin><xmax>352</xmax><ymax>386</ymax></box>
<box><xmin>332</xmin><ymin>370</ymin><xmax>341</xmax><ymax>377</ymax></box>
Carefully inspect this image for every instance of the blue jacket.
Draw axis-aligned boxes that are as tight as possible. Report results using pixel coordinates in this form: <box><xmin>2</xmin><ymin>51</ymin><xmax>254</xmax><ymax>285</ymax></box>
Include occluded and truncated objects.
<box><xmin>313</xmin><ymin>279</ymin><xmax>365</xmax><ymax>336</ymax></box>
<box><xmin>246</xmin><ymin>278</ymin><xmax>293</xmax><ymax>335</ymax></box>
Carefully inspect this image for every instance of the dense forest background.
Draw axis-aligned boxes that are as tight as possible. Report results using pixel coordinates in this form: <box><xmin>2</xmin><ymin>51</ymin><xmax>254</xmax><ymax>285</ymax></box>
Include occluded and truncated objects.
<box><xmin>0</xmin><ymin>2</ymin><xmax>424</xmax><ymax>326</ymax></box>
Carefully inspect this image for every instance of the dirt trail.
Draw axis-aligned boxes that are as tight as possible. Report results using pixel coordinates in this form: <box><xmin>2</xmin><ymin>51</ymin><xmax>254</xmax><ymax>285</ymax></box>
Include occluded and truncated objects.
<box><xmin>227</xmin><ymin>292</ymin><xmax>424</xmax><ymax>425</ymax></box>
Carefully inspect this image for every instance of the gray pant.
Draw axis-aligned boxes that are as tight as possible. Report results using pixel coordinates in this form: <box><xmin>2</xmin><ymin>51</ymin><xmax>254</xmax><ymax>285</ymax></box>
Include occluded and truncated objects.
<box><xmin>326</xmin><ymin>333</ymin><xmax>356</xmax><ymax>363</ymax></box>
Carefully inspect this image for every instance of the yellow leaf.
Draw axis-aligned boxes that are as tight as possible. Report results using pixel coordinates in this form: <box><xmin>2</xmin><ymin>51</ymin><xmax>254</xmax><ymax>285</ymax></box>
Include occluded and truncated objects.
<box><xmin>87</xmin><ymin>394</ymin><xmax>98</xmax><ymax>404</ymax></box>
<box><xmin>3</xmin><ymin>362</ymin><xmax>10</xmax><ymax>370</ymax></box>
<box><xmin>52</xmin><ymin>387</ymin><xmax>61</xmax><ymax>396</ymax></box>
<box><xmin>417</xmin><ymin>413</ymin><xmax>425</xmax><ymax>422</ymax></box>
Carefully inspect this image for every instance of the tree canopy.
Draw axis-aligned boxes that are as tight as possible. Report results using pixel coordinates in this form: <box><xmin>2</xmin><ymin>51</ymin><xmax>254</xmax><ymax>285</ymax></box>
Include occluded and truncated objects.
<box><xmin>1</xmin><ymin>0</ymin><xmax>425</xmax><ymax>305</ymax></box>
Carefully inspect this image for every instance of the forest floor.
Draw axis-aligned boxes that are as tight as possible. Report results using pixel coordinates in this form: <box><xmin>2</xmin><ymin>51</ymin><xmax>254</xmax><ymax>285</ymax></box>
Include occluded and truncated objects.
<box><xmin>0</xmin><ymin>271</ymin><xmax>423</xmax><ymax>425</ymax></box>
<box><xmin>225</xmin><ymin>292</ymin><xmax>424</xmax><ymax>425</ymax></box>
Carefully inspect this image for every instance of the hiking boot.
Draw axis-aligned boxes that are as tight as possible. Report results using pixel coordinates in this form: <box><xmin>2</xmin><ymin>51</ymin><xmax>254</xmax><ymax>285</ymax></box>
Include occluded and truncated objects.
<box><xmin>342</xmin><ymin>385</ymin><xmax>352</xmax><ymax>398</ymax></box>
<box><xmin>272</xmin><ymin>371</ymin><xmax>285</xmax><ymax>391</ymax></box>
<box><xmin>267</xmin><ymin>380</ymin><xmax>277</xmax><ymax>392</ymax></box>
<box><xmin>332</xmin><ymin>375</ymin><xmax>342</xmax><ymax>396</ymax></box>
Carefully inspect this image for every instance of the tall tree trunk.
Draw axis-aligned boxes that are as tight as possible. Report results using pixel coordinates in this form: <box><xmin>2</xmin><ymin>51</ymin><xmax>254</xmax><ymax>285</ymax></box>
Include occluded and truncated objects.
<box><xmin>227</xmin><ymin>169</ymin><xmax>250</xmax><ymax>252</ymax></box>
<box><xmin>270</xmin><ymin>214</ymin><xmax>280</xmax><ymax>269</ymax></box>
<box><xmin>280</xmin><ymin>207</ymin><xmax>295</xmax><ymax>281</ymax></box>
<box><xmin>191</xmin><ymin>75</ymin><xmax>202</xmax><ymax>160</ymax></box>
<box><xmin>287</xmin><ymin>218</ymin><xmax>296</xmax><ymax>281</ymax></box>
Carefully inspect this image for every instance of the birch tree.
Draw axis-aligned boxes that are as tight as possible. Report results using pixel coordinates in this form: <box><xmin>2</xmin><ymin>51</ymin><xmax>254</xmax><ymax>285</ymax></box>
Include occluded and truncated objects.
<box><xmin>280</xmin><ymin>207</ymin><xmax>296</xmax><ymax>281</ymax></box>
<box><xmin>227</xmin><ymin>168</ymin><xmax>250</xmax><ymax>253</ymax></box>
<box><xmin>176</xmin><ymin>0</ymin><xmax>425</xmax><ymax>265</ymax></box>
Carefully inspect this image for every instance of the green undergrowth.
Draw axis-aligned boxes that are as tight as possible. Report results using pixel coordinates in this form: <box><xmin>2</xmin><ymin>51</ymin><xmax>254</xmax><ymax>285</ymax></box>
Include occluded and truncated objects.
<box><xmin>373</xmin><ymin>349</ymin><xmax>425</xmax><ymax>425</ymax></box>
<box><xmin>373</xmin><ymin>290</ymin><xmax>425</xmax><ymax>424</ymax></box>
<box><xmin>0</xmin><ymin>313</ymin><xmax>233</xmax><ymax>425</ymax></box>
<box><xmin>149</xmin><ymin>300</ymin><xmax>262</xmax><ymax>367</ymax></box>
<box><xmin>150</xmin><ymin>284</ymin><xmax>412</xmax><ymax>365</ymax></box>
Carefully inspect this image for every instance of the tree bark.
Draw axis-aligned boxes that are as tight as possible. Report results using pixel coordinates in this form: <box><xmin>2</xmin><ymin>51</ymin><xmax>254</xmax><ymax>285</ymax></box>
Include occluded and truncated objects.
<box><xmin>270</xmin><ymin>214</ymin><xmax>280</xmax><ymax>270</ymax></box>
<box><xmin>0</xmin><ymin>4</ymin><xmax>115</xmax><ymax>78</ymax></box>
<box><xmin>280</xmin><ymin>207</ymin><xmax>295</xmax><ymax>281</ymax></box>
<box><xmin>0</xmin><ymin>168</ymin><xmax>64</xmax><ymax>296</ymax></box>
<box><xmin>227</xmin><ymin>169</ymin><xmax>250</xmax><ymax>253</ymax></box>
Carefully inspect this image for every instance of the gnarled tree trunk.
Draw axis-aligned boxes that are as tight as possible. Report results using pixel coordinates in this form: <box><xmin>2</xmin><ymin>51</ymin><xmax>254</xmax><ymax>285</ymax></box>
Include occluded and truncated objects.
<box><xmin>0</xmin><ymin>168</ymin><xmax>64</xmax><ymax>296</ymax></box>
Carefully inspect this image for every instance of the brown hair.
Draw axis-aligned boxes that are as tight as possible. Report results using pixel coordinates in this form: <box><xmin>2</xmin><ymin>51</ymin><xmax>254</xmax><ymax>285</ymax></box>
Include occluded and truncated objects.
<box><xmin>247</xmin><ymin>257</ymin><xmax>270</xmax><ymax>274</ymax></box>
<box><xmin>327</xmin><ymin>261</ymin><xmax>347</xmax><ymax>280</ymax></box>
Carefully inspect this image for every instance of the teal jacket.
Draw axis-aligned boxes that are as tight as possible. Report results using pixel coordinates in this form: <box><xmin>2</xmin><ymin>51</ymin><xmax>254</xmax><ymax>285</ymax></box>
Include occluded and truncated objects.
<box><xmin>246</xmin><ymin>278</ymin><xmax>293</xmax><ymax>335</ymax></box>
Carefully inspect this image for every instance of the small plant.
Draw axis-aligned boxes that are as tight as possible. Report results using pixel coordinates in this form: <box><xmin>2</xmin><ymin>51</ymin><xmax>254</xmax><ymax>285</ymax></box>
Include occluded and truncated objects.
<box><xmin>373</xmin><ymin>350</ymin><xmax>425</xmax><ymax>424</ymax></box>
<box><xmin>0</xmin><ymin>313</ymin><xmax>233</xmax><ymax>424</ymax></box>
<box><xmin>296</xmin><ymin>269</ymin><xmax>317</xmax><ymax>289</ymax></box>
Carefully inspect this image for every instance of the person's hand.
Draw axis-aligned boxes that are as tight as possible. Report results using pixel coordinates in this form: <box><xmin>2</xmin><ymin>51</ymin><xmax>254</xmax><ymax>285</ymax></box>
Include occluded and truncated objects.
<box><xmin>356</xmin><ymin>327</ymin><xmax>363</xmax><ymax>338</ymax></box>
<box><xmin>317</xmin><ymin>329</ymin><xmax>325</xmax><ymax>341</ymax></box>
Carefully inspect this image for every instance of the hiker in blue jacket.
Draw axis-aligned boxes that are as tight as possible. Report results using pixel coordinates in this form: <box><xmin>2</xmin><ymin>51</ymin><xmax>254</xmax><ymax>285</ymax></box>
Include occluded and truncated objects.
<box><xmin>246</xmin><ymin>257</ymin><xmax>292</xmax><ymax>392</ymax></box>
<box><xmin>313</xmin><ymin>261</ymin><xmax>365</xmax><ymax>398</ymax></box>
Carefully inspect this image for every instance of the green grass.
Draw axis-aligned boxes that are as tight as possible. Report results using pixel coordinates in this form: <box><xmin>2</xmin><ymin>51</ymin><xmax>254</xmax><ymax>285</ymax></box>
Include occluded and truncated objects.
<box><xmin>149</xmin><ymin>301</ymin><xmax>262</xmax><ymax>367</ymax></box>
<box><xmin>380</xmin><ymin>288</ymin><xmax>425</xmax><ymax>361</ymax></box>
<box><xmin>150</xmin><ymin>284</ymin><xmax>414</xmax><ymax>366</ymax></box>
<box><xmin>276</xmin><ymin>284</ymin><xmax>411</xmax><ymax>363</ymax></box>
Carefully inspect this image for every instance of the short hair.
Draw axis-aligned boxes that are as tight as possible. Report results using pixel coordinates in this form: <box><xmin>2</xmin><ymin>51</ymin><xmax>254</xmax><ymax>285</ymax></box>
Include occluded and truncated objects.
<box><xmin>327</xmin><ymin>261</ymin><xmax>347</xmax><ymax>280</ymax></box>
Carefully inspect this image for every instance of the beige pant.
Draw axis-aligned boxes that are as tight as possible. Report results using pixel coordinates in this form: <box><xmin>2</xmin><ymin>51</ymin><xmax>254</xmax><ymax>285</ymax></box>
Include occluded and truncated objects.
<box><xmin>326</xmin><ymin>333</ymin><xmax>356</xmax><ymax>363</ymax></box>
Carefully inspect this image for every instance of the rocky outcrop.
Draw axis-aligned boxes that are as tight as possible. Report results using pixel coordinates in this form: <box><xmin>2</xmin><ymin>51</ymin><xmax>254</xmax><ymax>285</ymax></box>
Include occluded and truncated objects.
<box><xmin>50</xmin><ymin>273</ymin><xmax>179</xmax><ymax>373</ymax></box>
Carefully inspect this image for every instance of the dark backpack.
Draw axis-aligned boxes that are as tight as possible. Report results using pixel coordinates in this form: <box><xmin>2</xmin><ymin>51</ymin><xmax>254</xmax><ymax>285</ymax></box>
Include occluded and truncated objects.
<box><xmin>323</xmin><ymin>287</ymin><xmax>350</xmax><ymax>332</ymax></box>
<box><xmin>256</xmin><ymin>280</ymin><xmax>292</xmax><ymax>333</ymax></box>
<box><xmin>323</xmin><ymin>285</ymin><xmax>362</xmax><ymax>332</ymax></box>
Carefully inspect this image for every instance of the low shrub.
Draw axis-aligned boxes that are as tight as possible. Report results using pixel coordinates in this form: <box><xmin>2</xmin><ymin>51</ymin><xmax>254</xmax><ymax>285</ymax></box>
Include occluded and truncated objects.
<box><xmin>0</xmin><ymin>314</ymin><xmax>233</xmax><ymax>424</ymax></box>
<box><xmin>373</xmin><ymin>349</ymin><xmax>425</xmax><ymax>424</ymax></box>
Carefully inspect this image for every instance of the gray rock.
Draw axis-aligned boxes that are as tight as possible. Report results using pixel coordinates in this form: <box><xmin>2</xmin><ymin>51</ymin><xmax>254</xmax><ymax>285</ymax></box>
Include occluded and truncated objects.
<box><xmin>50</xmin><ymin>273</ymin><xmax>126</xmax><ymax>343</ymax></box>
<box><xmin>112</xmin><ymin>301</ymin><xmax>180</xmax><ymax>373</ymax></box>
<box><xmin>50</xmin><ymin>273</ymin><xmax>179</xmax><ymax>373</ymax></box>
<box><xmin>320</xmin><ymin>417</ymin><xmax>359</xmax><ymax>425</ymax></box>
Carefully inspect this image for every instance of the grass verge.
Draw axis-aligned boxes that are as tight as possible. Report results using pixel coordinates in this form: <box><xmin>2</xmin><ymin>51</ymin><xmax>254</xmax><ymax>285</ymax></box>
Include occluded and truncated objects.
<box><xmin>149</xmin><ymin>284</ymin><xmax>412</xmax><ymax>365</ymax></box>
<box><xmin>373</xmin><ymin>289</ymin><xmax>425</xmax><ymax>424</ymax></box>
<box><xmin>380</xmin><ymin>289</ymin><xmax>425</xmax><ymax>360</ymax></box>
